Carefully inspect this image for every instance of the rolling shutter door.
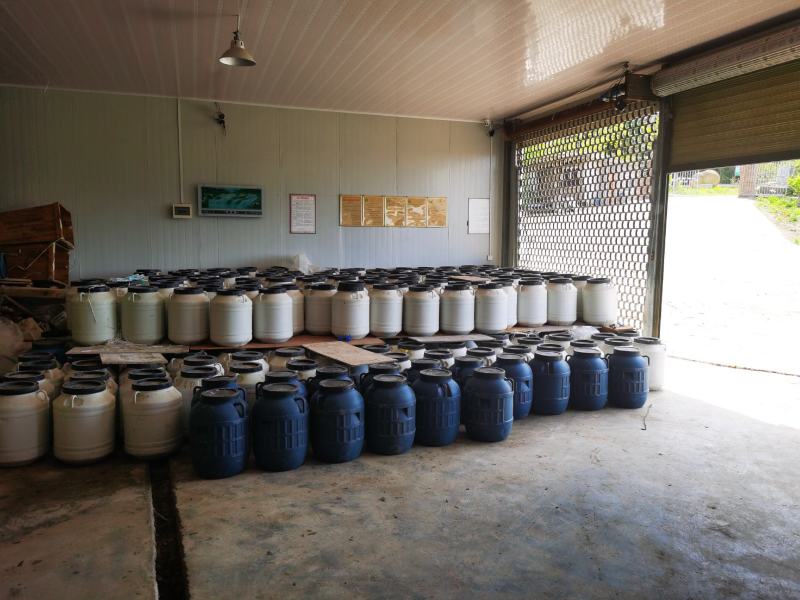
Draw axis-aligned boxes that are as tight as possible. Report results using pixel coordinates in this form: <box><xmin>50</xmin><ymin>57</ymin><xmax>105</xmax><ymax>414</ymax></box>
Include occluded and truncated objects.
<box><xmin>668</xmin><ymin>60</ymin><xmax>800</xmax><ymax>171</ymax></box>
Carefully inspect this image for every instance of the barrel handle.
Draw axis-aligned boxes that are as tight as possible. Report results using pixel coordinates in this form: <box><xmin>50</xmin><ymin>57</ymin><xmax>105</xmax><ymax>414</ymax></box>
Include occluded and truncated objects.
<box><xmin>438</xmin><ymin>380</ymin><xmax>452</xmax><ymax>398</ymax></box>
<box><xmin>133</xmin><ymin>390</ymin><xmax>141</xmax><ymax>404</ymax></box>
<box><xmin>131</xmin><ymin>292</ymin><xmax>139</xmax><ymax>302</ymax></box>
<box><xmin>35</xmin><ymin>389</ymin><xmax>48</xmax><ymax>405</ymax></box>
<box><xmin>565</xmin><ymin>355</ymin><xmax>572</xmax><ymax>365</ymax></box>
<box><xmin>643</xmin><ymin>355</ymin><xmax>650</xmax><ymax>366</ymax></box>
<box><xmin>191</xmin><ymin>385</ymin><xmax>202</xmax><ymax>406</ymax></box>
<box><xmin>505</xmin><ymin>377</ymin><xmax>516</xmax><ymax>393</ymax></box>
<box><xmin>295</xmin><ymin>396</ymin><xmax>308</xmax><ymax>414</ymax></box>
<box><xmin>255</xmin><ymin>381</ymin><xmax>265</xmax><ymax>397</ymax></box>
<box><xmin>68</xmin><ymin>394</ymin><xmax>77</xmax><ymax>408</ymax></box>
<box><xmin>233</xmin><ymin>397</ymin><xmax>247</xmax><ymax>418</ymax></box>
<box><xmin>358</xmin><ymin>371</ymin><xmax>368</xmax><ymax>390</ymax></box>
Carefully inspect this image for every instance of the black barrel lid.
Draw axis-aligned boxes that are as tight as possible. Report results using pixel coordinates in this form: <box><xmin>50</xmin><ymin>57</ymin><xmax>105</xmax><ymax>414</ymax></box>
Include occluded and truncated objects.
<box><xmin>588</xmin><ymin>277</ymin><xmax>611</xmax><ymax>284</ymax></box>
<box><xmin>372</xmin><ymin>283</ymin><xmax>399</xmax><ymax>290</ymax></box>
<box><xmin>591</xmin><ymin>332</ymin><xmax>615</xmax><ymax>341</ymax></box>
<box><xmin>19</xmin><ymin>350</ymin><xmax>54</xmax><ymax>362</ymax></box>
<box><xmin>634</xmin><ymin>336</ymin><xmax>662</xmax><ymax>345</ymax></box>
<box><xmin>128</xmin><ymin>286</ymin><xmax>158</xmax><ymax>293</ymax></box>
<box><xmin>0</xmin><ymin>380</ymin><xmax>39</xmax><ymax>395</ymax></box>
<box><xmin>3</xmin><ymin>370</ymin><xmax>45</xmax><ymax>383</ymax></box>
<box><xmin>217</xmin><ymin>289</ymin><xmax>244</xmax><ymax>296</ymax></box>
<box><xmin>262</xmin><ymin>383</ymin><xmax>299</xmax><ymax>396</ymax></box>
<box><xmin>230</xmin><ymin>361</ymin><xmax>263</xmax><ymax>374</ymax></box>
<box><xmin>466</xmin><ymin>348</ymin><xmax>494</xmax><ymax>357</ymax></box>
<box><xmin>520</xmin><ymin>279</ymin><xmax>544</xmax><ymax>285</ymax></box>
<box><xmin>20</xmin><ymin>358</ymin><xmax>59</xmax><ymax>370</ymax></box>
<box><xmin>410</xmin><ymin>358</ymin><xmax>441</xmax><ymax>370</ymax></box>
<box><xmin>570</xmin><ymin>340</ymin><xmax>597</xmax><ymax>348</ymax></box>
<box><xmin>572</xmin><ymin>275</ymin><xmax>591</xmax><ymax>281</ymax></box>
<box><xmin>363</xmin><ymin>344</ymin><xmax>391</xmax><ymax>354</ymax></box>
<box><xmin>573</xmin><ymin>347</ymin><xmax>603</xmax><ymax>358</ymax></box>
<box><xmin>232</xmin><ymin>350</ymin><xmax>265</xmax><ymax>362</ymax></box>
<box><xmin>105</xmin><ymin>280</ymin><xmax>129</xmax><ymax>288</ymax></box>
<box><xmin>537</xmin><ymin>343</ymin><xmax>564</xmax><ymax>353</ymax></box>
<box><xmin>613</xmin><ymin>347</ymin><xmax>642</xmax><ymax>356</ymax></box>
<box><xmin>475</xmin><ymin>366</ymin><xmax>505</xmax><ymax>379</ymax></box>
<box><xmin>308</xmin><ymin>283</ymin><xmax>335</xmax><ymax>291</ymax></box>
<box><xmin>62</xmin><ymin>379</ymin><xmax>107</xmax><ymax>394</ymax></box>
<box><xmin>275</xmin><ymin>347</ymin><xmax>305</xmax><ymax>358</ymax></box>
<box><xmin>373</xmin><ymin>374</ymin><xmax>406</xmax><ymax>387</ymax></box>
<box><xmin>441</xmin><ymin>341</ymin><xmax>466</xmax><ymax>349</ymax></box>
<box><xmin>318</xmin><ymin>379</ymin><xmax>355</xmax><ymax>392</ymax></box>
<box><xmin>444</xmin><ymin>283</ymin><xmax>470</xmax><ymax>291</ymax></box>
<box><xmin>547</xmin><ymin>333</ymin><xmax>574</xmax><ymax>342</ymax></box>
<box><xmin>337</xmin><ymin>281</ymin><xmax>365</xmax><ymax>292</ymax></box>
<box><xmin>369</xmin><ymin>362</ymin><xmax>400</xmax><ymax>373</ymax></box>
<box><xmin>505</xmin><ymin>345</ymin><xmax>531</xmax><ymax>355</ymax></box>
<box><xmin>70</xmin><ymin>369</ymin><xmax>110</xmax><ymax>381</ymax></box>
<box><xmin>409</xmin><ymin>284</ymin><xmax>433</xmax><ymax>292</ymax></box>
<box><xmin>605</xmin><ymin>337</ymin><xmax>633</xmax><ymax>347</ymax></box>
<box><xmin>69</xmin><ymin>359</ymin><xmax>104</xmax><ymax>372</ymax></box>
<box><xmin>518</xmin><ymin>336</ymin><xmax>543</xmax><ymax>344</ymax></box>
<box><xmin>534</xmin><ymin>350</ymin><xmax>562</xmax><ymax>361</ymax></box>
<box><xmin>454</xmin><ymin>355</ymin><xmax>482</xmax><ymax>366</ymax></box>
<box><xmin>497</xmin><ymin>353</ymin><xmax>523</xmax><ymax>363</ymax></box>
<box><xmin>184</xmin><ymin>355</ymin><xmax>217</xmax><ymax>367</ymax></box>
<box><xmin>419</xmin><ymin>368</ymin><xmax>453</xmax><ymax>382</ymax></box>
<box><xmin>265</xmin><ymin>371</ymin><xmax>300</xmax><ymax>384</ymax></box>
<box><xmin>425</xmin><ymin>349</ymin><xmax>453</xmax><ymax>359</ymax></box>
<box><xmin>77</xmin><ymin>284</ymin><xmax>110</xmax><ymax>293</ymax></box>
<box><xmin>385</xmin><ymin>352</ymin><xmax>411</xmax><ymax>362</ymax></box>
<box><xmin>286</xmin><ymin>358</ymin><xmax>318</xmax><ymax>371</ymax></box>
<box><xmin>180</xmin><ymin>365</ymin><xmax>219</xmax><ymax>378</ymax></box>
<box><xmin>478</xmin><ymin>282</ymin><xmax>502</xmax><ymax>289</ymax></box>
<box><xmin>260</xmin><ymin>286</ymin><xmax>286</xmax><ymax>294</ymax></box>
<box><xmin>132</xmin><ymin>377</ymin><xmax>173</xmax><ymax>391</ymax></box>
<box><xmin>549</xmin><ymin>277</ymin><xmax>573</xmax><ymax>284</ymax></box>
<box><xmin>174</xmin><ymin>287</ymin><xmax>206</xmax><ymax>295</ymax></box>
<box><xmin>200</xmin><ymin>388</ymin><xmax>240</xmax><ymax>402</ymax></box>
<box><xmin>477</xmin><ymin>340</ymin><xmax>504</xmax><ymax>349</ymax></box>
<box><xmin>398</xmin><ymin>341</ymin><xmax>425</xmax><ymax>350</ymax></box>
<box><xmin>315</xmin><ymin>365</ymin><xmax>349</xmax><ymax>377</ymax></box>
<box><xmin>128</xmin><ymin>368</ymin><xmax>167</xmax><ymax>380</ymax></box>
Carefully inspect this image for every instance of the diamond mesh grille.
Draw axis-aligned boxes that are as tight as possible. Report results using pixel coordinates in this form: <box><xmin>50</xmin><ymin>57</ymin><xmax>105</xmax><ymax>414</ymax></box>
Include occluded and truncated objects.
<box><xmin>515</xmin><ymin>102</ymin><xmax>659</xmax><ymax>330</ymax></box>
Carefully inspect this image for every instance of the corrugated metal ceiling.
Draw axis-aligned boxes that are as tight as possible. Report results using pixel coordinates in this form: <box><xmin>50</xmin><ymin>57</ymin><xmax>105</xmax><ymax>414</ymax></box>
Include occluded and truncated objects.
<box><xmin>0</xmin><ymin>0</ymin><xmax>796</xmax><ymax>121</ymax></box>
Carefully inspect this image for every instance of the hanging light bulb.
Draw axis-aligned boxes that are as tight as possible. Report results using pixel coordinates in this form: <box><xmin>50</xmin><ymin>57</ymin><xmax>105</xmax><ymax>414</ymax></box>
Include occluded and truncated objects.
<box><xmin>219</xmin><ymin>13</ymin><xmax>256</xmax><ymax>67</ymax></box>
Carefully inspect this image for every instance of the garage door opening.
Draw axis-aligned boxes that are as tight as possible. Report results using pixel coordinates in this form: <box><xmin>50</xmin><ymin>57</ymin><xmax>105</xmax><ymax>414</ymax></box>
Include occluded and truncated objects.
<box><xmin>660</xmin><ymin>160</ymin><xmax>800</xmax><ymax>377</ymax></box>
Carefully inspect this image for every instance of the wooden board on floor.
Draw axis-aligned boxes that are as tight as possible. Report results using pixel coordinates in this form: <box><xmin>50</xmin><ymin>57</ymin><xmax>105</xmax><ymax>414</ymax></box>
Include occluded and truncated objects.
<box><xmin>189</xmin><ymin>335</ymin><xmax>384</xmax><ymax>352</ymax></box>
<box><xmin>100</xmin><ymin>352</ymin><xmax>166</xmax><ymax>365</ymax></box>
<box><xmin>68</xmin><ymin>342</ymin><xmax>189</xmax><ymax>355</ymax></box>
<box><xmin>303</xmin><ymin>341</ymin><xmax>394</xmax><ymax>367</ymax></box>
<box><xmin>409</xmin><ymin>333</ymin><xmax>494</xmax><ymax>343</ymax></box>
<box><xmin>0</xmin><ymin>286</ymin><xmax>67</xmax><ymax>299</ymax></box>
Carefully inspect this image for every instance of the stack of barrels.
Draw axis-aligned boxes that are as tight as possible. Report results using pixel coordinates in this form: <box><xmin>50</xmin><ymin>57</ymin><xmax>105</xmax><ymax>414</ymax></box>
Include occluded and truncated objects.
<box><xmin>65</xmin><ymin>265</ymin><xmax>620</xmax><ymax>347</ymax></box>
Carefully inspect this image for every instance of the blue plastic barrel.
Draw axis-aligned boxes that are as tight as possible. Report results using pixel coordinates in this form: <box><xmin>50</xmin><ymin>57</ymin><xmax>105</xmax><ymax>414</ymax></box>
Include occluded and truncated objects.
<box><xmin>190</xmin><ymin>388</ymin><xmax>248</xmax><ymax>479</ymax></box>
<box><xmin>567</xmin><ymin>348</ymin><xmax>608</xmax><ymax>410</ymax></box>
<box><xmin>311</xmin><ymin>379</ymin><xmax>364</xmax><ymax>463</ymax></box>
<box><xmin>252</xmin><ymin>383</ymin><xmax>308</xmax><ymax>471</ymax></box>
<box><xmin>530</xmin><ymin>351</ymin><xmax>570</xmax><ymax>415</ymax></box>
<box><xmin>357</xmin><ymin>361</ymin><xmax>400</xmax><ymax>395</ymax></box>
<box><xmin>608</xmin><ymin>347</ymin><xmax>649</xmax><ymax>409</ymax></box>
<box><xmin>263</xmin><ymin>370</ymin><xmax>307</xmax><ymax>400</ymax></box>
<box><xmin>412</xmin><ymin>368</ymin><xmax>461</xmax><ymax>446</ymax></box>
<box><xmin>463</xmin><ymin>367</ymin><xmax>514</xmax><ymax>442</ymax></box>
<box><xmin>496</xmin><ymin>354</ymin><xmax>533</xmax><ymax>419</ymax></box>
<box><xmin>306</xmin><ymin>365</ymin><xmax>352</xmax><ymax>409</ymax></box>
<box><xmin>405</xmin><ymin>358</ymin><xmax>441</xmax><ymax>384</ymax></box>
<box><xmin>365</xmin><ymin>374</ymin><xmax>415</xmax><ymax>455</ymax></box>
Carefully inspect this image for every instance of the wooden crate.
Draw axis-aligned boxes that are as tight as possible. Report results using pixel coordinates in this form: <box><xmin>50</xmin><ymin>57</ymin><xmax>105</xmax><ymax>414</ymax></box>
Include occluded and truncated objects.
<box><xmin>0</xmin><ymin>203</ymin><xmax>74</xmax><ymax>247</ymax></box>
<box><xmin>0</xmin><ymin>241</ymin><xmax>70</xmax><ymax>284</ymax></box>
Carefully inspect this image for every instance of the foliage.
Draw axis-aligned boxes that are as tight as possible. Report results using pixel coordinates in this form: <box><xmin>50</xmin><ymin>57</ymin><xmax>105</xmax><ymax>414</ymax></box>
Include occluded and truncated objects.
<box><xmin>787</xmin><ymin>173</ymin><xmax>800</xmax><ymax>197</ymax></box>
<box><xmin>718</xmin><ymin>166</ymin><xmax>736</xmax><ymax>184</ymax></box>
<box><xmin>670</xmin><ymin>184</ymin><xmax>738</xmax><ymax>196</ymax></box>
<box><xmin>757</xmin><ymin>195</ymin><xmax>800</xmax><ymax>225</ymax></box>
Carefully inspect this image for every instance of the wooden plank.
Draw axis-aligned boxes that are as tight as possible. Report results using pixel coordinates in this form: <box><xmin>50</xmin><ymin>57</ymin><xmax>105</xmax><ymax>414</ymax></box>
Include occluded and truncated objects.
<box><xmin>68</xmin><ymin>343</ymin><xmax>189</xmax><ymax>355</ymax></box>
<box><xmin>189</xmin><ymin>335</ymin><xmax>384</xmax><ymax>352</ymax></box>
<box><xmin>449</xmin><ymin>275</ymin><xmax>489</xmax><ymax>283</ymax></box>
<box><xmin>303</xmin><ymin>341</ymin><xmax>394</xmax><ymax>367</ymax></box>
<box><xmin>100</xmin><ymin>352</ymin><xmax>166</xmax><ymax>365</ymax></box>
<box><xmin>409</xmin><ymin>333</ymin><xmax>493</xmax><ymax>344</ymax></box>
<box><xmin>0</xmin><ymin>286</ymin><xmax>67</xmax><ymax>299</ymax></box>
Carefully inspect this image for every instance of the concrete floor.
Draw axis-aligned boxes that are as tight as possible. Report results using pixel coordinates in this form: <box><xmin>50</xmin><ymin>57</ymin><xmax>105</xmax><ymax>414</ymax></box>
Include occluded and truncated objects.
<box><xmin>2</xmin><ymin>360</ymin><xmax>799</xmax><ymax>599</ymax></box>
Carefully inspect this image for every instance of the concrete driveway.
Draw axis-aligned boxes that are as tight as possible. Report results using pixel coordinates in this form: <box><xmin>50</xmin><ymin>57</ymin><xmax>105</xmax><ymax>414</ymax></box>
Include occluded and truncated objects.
<box><xmin>661</xmin><ymin>194</ymin><xmax>800</xmax><ymax>376</ymax></box>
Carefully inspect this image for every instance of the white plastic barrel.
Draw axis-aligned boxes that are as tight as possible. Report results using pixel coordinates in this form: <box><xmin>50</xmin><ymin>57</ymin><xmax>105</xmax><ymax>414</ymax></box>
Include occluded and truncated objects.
<box><xmin>285</xmin><ymin>285</ymin><xmax>304</xmax><ymax>336</ymax></box>
<box><xmin>53</xmin><ymin>379</ymin><xmax>116</xmax><ymax>464</ymax></box>
<box><xmin>174</xmin><ymin>365</ymin><xmax>219</xmax><ymax>433</ymax></box>
<box><xmin>230</xmin><ymin>362</ymin><xmax>266</xmax><ymax>411</ymax></box>
<box><xmin>268</xmin><ymin>347</ymin><xmax>306</xmax><ymax>371</ymax></box>
<box><xmin>221</xmin><ymin>351</ymin><xmax>268</xmax><ymax>376</ymax></box>
<box><xmin>517</xmin><ymin>279</ymin><xmax>547</xmax><ymax>327</ymax></box>
<box><xmin>331</xmin><ymin>281</ymin><xmax>370</xmax><ymax>340</ymax></box>
<box><xmin>498</xmin><ymin>280</ymin><xmax>518</xmax><ymax>328</ymax></box>
<box><xmin>123</xmin><ymin>378</ymin><xmax>183</xmax><ymax>458</ymax></box>
<box><xmin>304</xmin><ymin>284</ymin><xmax>337</xmax><ymax>335</ymax></box>
<box><xmin>546</xmin><ymin>277</ymin><xmax>577</xmax><ymax>326</ymax></box>
<box><xmin>403</xmin><ymin>285</ymin><xmax>440</xmax><ymax>336</ymax></box>
<box><xmin>582</xmin><ymin>277</ymin><xmax>618</xmax><ymax>326</ymax></box>
<box><xmin>0</xmin><ymin>381</ymin><xmax>50</xmax><ymax>466</ymax></box>
<box><xmin>440</xmin><ymin>284</ymin><xmax>475</xmax><ymax>334</ymax></box>
<box><xmin>253</xmin><ymin>288</ymin><xmax>293</xmax><ymax>343</ymax></box>
<box><xmin>107</xmin><ymin>281</ymin><xmax>129</xmax><ymax>330</ymax></box>
<box><xmin>369</xmin><ymin>284</ymin><xmax>404</xmax><ymax>337</ymax></box>
<box><xmin>5</xmin><ymin>370</ymin><xmax>56</xmax><ymax>400</ymax></box>
<box><xmin>167</xmin><ymin>288</ymin><xmax>210</xmax><ymax>344</ymax></box>
<box><xmin>209</xmin><ymin>290</ymin><xmax>252</xmax><ymax>347</ymax></box>
<box><xmin>475</xmin><ymin>282</ymin><xmax>508</xmax><ymax>334</ymax></box>
<box><xmin>70</xmin><ymin>285</ymin><xmax>117</xmax><ymax>345</ymax></box>
<box><xmin>635</xmin><ymin>337</ymin><xmax>667</xmax><ymax>391</ymax></box>
<box><xmin>572</xmin><ymin>275</ymin><xmax>590</xmax><ymax>320</ymax></box>
<box><xmin>121</xmin><ymin>286</ymin><xmax>165</xmax><ymax>344</ymax></box>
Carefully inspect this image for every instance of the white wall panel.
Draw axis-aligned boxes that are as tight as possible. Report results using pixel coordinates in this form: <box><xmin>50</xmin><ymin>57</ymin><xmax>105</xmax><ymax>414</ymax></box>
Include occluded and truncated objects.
<box><xmin>0</xmin><ymin>86</ymin><xmax>503</xmax><ymax>278</ymax></box>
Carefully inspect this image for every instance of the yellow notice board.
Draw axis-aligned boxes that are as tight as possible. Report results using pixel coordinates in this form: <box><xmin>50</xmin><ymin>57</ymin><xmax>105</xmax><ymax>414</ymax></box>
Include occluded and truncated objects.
<box><xmin>406</xmin><ymin>197</ymin><xmax>427</xmax><ymax>227</ymax></box>
<box><xmin>385</xmin><ymin>197</ymin><xmax>407</xmax><ymax>227</ymax></box>
<box><xmin>363</xmin><ymin>196</ymin><xmax>385</xmax><ymax>227</ymax></box>
<box><xmin>426</xmin><ymin>197</ymin><xmax>447</xmax><ymax>227</ymax></box>
<box><xmin>339</xmin><ymin>195</ymin><xmax>363</xmax><ymax>226</ymax></box>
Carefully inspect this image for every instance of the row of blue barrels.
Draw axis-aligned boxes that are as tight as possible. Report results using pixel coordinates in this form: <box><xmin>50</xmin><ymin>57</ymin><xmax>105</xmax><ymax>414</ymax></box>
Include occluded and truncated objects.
<box><xmin>190</xmin><ymin>346</ymin><xmax>648</xmax><ymax>479</ymax></box>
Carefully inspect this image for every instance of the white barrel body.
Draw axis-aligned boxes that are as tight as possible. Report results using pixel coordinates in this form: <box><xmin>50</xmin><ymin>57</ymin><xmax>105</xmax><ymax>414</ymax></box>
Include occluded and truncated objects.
<box><xmin>167</xmin><ymin>292</ymin><xmax>210</xmax><ymax>344</ymax></box>
<box><xmin>121</xmin><ymin>291</ymin><xmax>164</xmax><ymax>344</ymax></box>
<box><xmin>233</xmin><ymin>368</ymin><xmax>266</xmax><ymax>412</ymax></box>
<box><xmin>546</xmin><ymin>281</ymin><xmax>578</xmax><ymax>326</ymax></box>
<box><xmin>70</xmin><ymin>290</ymin><xmax>117</xmax><ymax>345</ymax></box>
<box><xmin>53</xmin><ymin>390</ymin><xmax>116</xmax><ymax>463</ymax></box>
<box><xmin>253</xmin><ymin>292</ymin><xmax>293</xmax><ymax>343</ymax></box>
<box><xmin>635</xmin><ymin>338</ymin><xmax>667</xmax><ymax>391</ymax></box>
<box><xmin>582</xmin><ymin>280</ymin><xmax>618</xmax><ymax>326</ymax></box>
<box><xmin>304</xmin><ymin>287</ymin><xmax>336</xmax><ymax>335</ymax></box>
<box><xmin>286</xmin><ymin>288</ymin><xmax>304</xmax><ymax>335</ymax></box>
<box><xmin>502</xmin><ymin>284</ymin><xmax>518</xmax><ymax>327</ymax></box>
<box><xmin>0</xmin><ymin>388</ymin><xmax>50</xmax><ymax>465</ymax></box>
<box><xmin>517</xmin><ymin>282</ymin><xmax>547</xmax><ymax>326</ymax></box>
<box><xmin>331</xmin><ymin>289</ymin><xmax>370</xmax><ymax>340</ymax></box>
<box><xmin>123</xmin><ymin>386</ymin><xmax>183</xmax><ymax>458</ymax></box>
<box><xmin>403</xmin><ymin>289</ymin><xmax>440</xmax><ymax>336</ymax></box>
<box><xmin>369</xmin><ymin>288</ymin><xmax>404</xmax><ymax>337</ymax></box>
<box><xmin>109</xmin><ymin>285</ymin><xmax>128</xmax><ymax>329</ymax></box>
<box><xmin>440</xmin><ymin>288</ymin><xmax>475</xmax><ymax>334</ymax></box>
<box><xmin>209</xmin><ymin>293</ymin><xmax>253</xmax><ymax>347</ymax></box>
<box><xmin>573</xmin><ymin>278</ymin><xmax>588</xmax><ymax>320</ymax></box>
<box><xmin>268</xmin><ymin>350</ymin><xmax>305</xmax><ymax>371</ymax></box>
<box><xmin>475</xmin><ymin>287</ymin><xmax>508</xmax><ymax>334</ymax></box>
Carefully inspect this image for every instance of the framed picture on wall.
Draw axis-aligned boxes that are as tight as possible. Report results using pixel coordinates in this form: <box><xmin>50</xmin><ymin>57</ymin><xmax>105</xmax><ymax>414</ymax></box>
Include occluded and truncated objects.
<box><xmin>290</xmin><ymin>194</ymin><xmax>316</xmax><ymax>234</ymax></box>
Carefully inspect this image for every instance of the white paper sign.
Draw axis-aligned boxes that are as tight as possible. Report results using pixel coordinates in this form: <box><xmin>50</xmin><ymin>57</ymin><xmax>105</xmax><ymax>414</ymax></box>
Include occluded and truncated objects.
<box><xmin>468</xmin><ymin>198</ymin><xmax>490</xmax><ymax>234</ymax></box>
<box><xmin>290</xmin><ymin>194</ymin><xmax>316</xmax><ymax>234</ymax></box>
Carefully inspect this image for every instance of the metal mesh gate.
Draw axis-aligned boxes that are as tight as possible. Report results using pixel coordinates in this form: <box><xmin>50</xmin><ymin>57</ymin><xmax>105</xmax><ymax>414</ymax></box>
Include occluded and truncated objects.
<box><xmin>515</xmin><ymin>102</ymin><xmax>659</xmax><ymax>330</ymax></box>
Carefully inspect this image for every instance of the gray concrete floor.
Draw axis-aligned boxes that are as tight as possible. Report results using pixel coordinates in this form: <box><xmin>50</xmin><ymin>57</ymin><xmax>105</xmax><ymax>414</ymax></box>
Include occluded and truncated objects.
<box><xmin>2</xmin><ymin>360</ymin><xmax>799</xmax><ymax>599</ymax></box>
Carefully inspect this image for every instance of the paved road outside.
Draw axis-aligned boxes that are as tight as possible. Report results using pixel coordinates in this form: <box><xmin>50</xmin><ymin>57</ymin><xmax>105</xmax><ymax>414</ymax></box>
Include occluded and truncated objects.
<box><xmin>661</xmin><ymin>194</ymin><xmax>800</xmax><ymax>376</ymax></box>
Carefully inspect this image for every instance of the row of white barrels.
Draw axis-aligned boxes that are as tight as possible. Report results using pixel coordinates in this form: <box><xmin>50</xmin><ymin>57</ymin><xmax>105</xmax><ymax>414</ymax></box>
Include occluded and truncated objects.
<box><xmin>67</xmin><ymin>276</ymin><xmax>618</xmax><ymax>346</ymax></box>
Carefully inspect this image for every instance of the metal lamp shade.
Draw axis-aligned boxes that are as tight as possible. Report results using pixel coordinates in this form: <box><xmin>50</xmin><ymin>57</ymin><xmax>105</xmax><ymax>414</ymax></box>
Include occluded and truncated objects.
<box><xmin>219</xmin><ymin>32</ymin><xmax>255</xmax><ymax>67</ymax></box>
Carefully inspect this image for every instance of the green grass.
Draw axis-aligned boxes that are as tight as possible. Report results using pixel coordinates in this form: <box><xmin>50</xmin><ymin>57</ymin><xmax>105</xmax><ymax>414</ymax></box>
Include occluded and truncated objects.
<box><xmin>670</xmin><ymin>185</ymin><xmax>739</xmax><ymax>196</ymax></box>
<box><xmin>757</xmin><ymin>195</ymin><xmax>800</xmax><ymax>225</ymax></box>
